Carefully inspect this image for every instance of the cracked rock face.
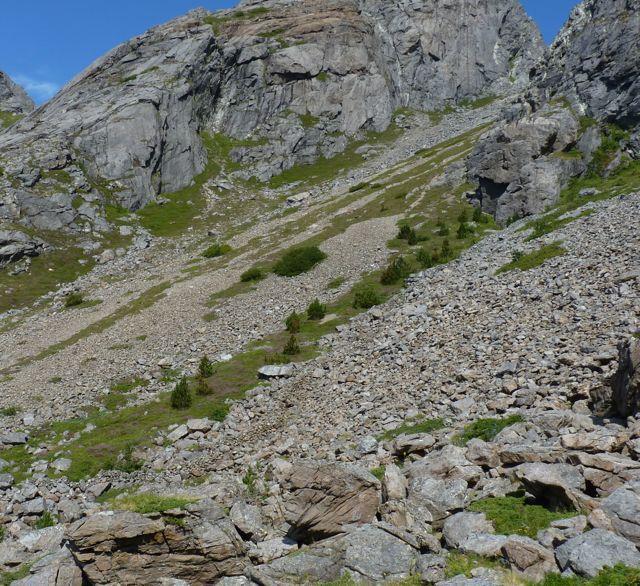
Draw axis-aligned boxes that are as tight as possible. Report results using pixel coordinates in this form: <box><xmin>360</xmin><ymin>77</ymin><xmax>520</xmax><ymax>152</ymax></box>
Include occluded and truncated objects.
<box><xmin>535</xmin><ymin>0</ymin><xmax>640</xmax><ymax>127</ymax></box>
<box><xmin>0</xmin><ymin>0</ymin><xmax>543</xmax><ymax>224</ymax></box>
<box><xmin>0</xmin><ymin>71</ymin><xmax>34</xmax><ymax>117</ymax></box>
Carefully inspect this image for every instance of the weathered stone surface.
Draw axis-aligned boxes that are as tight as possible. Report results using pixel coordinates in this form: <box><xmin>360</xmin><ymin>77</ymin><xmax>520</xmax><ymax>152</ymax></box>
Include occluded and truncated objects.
<box><xmin>555</xmin><ymin>529</ymin><xmax>640</xmax><ymax>578</ymax></box>
<box><xmin>612</xmin><ymin>338</ymin><xmax>640</xmax><ymax>418</ymax></box>
<box><xmin>12</xmin><ymin>547</ymin><xmax>82</xmax><ymax>586</ymax></box>
<box><xmin>0</xmin><ymin>71</ymin><xmax>34</xmax><ymax>117</ymax></box>
<box><xmin>514</xmin><ymin>463</ymin><xmax>588</xmax><ymax>510</ymax></box>
<box><xmin>600</xmin><ymin>481</ymin><xmax>640</xmax><ymax>545</ymax></box>
<box><xmin>501</xmin><ymin>535</ymin><xmax>558</xmax><ymax>582</ymax></box>
<box><xmin>66</xmin><ymin>505</ymin><xmax>246</xmax><ymax>584</ymax></box>
<box><xmin>536</xmin><ymin>0</ymin><xmax>640</xmax><ymax>127</ymax></box>
<box><xmin>443</xmin><ymin>512</ymin><xmax>494</xmax><ymax>548</ymax></box>
<box><xmin>279</xmin><ymin>461</ymin><xmax>380</xmax><ymax>541</ymax></box>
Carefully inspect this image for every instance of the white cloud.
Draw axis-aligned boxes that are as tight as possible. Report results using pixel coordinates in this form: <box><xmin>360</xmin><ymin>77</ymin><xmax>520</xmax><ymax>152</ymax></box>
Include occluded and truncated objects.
<box><xmin>12</xmin><ymin>74</ymin><xmax>59</xmax><ymax>103</ymax></box>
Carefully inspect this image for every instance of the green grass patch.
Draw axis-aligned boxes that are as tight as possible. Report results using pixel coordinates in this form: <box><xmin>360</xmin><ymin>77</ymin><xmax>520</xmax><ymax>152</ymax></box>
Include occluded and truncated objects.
<box><xmin>0</xmin><ymin>110</ymin><xmax>23</xmax><ymax>129</ymax></box>
<box><xmin>539</xmin><ymin>565</ymin><xmax>640</xmax><ymax>585</ymax></box>
<box><xmin>108</xmin><ymin>492</ymin><xmax>196</xmax><ymax>514</ymax></box>
<box><xmin>378</xmin><ymin>417</ymin><xmax>445</xmax><ymax>441</ymax></box>
<box><xmin>444</xmin><ymin>552</ymin><xmax>502</xmax><ymax>579</ymax></box>
<box><xmin>240</xmin><ymin>267</ymin><xmax>265</xmax><ymax>282</ymax></box>
<box><xmin>523</xmin><ymin>209</ymin><xmax>593</xmax><ymax>241</ymax></box>
<box><xmin>469</xmin><ymin>495</ymin><xmax>575</xmax><ymax>539</ymax></box>
<box><xmin>370</xmin><ymin>466</ymin><xmax>385</xmax><ymax>481</ymax></box>
<box><xmin>496</xmin><ymin>242</ymin><xmax>567</xmax><ymax>274</ymax></box>
<box><xmin>453</xmin><ymin>415</ymin><xmax>523</xmax><ymax>446</ymax></box>
<box><xmin>0</xmin><ymin>563</ymin><xmax>31</xmax><ymax>586</ymax></box>
<box><xmin>110</xmin><ymin>377</ymin><xmax>149</xmax><ymax>393</ymax></box>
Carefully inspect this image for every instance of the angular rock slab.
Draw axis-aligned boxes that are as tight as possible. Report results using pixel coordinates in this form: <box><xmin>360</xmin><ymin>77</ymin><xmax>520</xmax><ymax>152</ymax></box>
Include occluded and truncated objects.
<box><xmin>555</xmin><ymin>529</ymin><xmax>640</xmax><ymax>578</ymax></box>
<box><xmin>280</xmin><ymin>461</ymin><xmax>380</xmax><ymax>542</ymax></box>
<box><xmin>66</xmin><ymin>504</ymin><xmax>246</xmax><ymax>584</ymax></box>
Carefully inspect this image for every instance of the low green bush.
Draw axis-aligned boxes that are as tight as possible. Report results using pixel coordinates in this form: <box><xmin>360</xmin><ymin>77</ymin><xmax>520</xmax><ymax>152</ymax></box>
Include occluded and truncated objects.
<box><xmin>416</xmin><ymin>248</ymin><xmax>434</xmax><ymax>269</ymax></box>
<box><xmin>440</xmin><ymin>239</ymin><xmax>452</xmax><ymax>260</ymax></box>
<box><xmin>457</xmin><ymin>222</ymin><xmax>472</xmax><ymax>239</ymax></box>
<box><xmin>349</xmin><ymin>182</ymin><xmax>369</xmax><ymax>193</ymax></box>
<box><xmin>240</xmin><ymin>267</ymin><xmax>264</xmax><ymax>282</ymax></box>
<box><xmin>307</xmin><ymin>298</ymin><xmax>326</xmax><ymax>320</ymax></box>
<box><xmin>196</xmin><ymin>377</ymin><xmax>212</xmax><ymax>396</ymax></box>
<box><xmin>202</xmin><ymin>242</ymin><xmax>231</xmax><ymax>259</ymax></box>
<box><xmin>353</xmin><ymin>284</ymin><xmax>384</xmax><ymax>309</ymax></box>
<box><xmin>273</xmin><ymin>246</ymin><xmax>327</xmax><ymax>277</ymax></box>
<box><xmin>211</xmin><ymin>403</ymin><xmax>229</xmax><ymax>422</ymax></box>
<box><xmin>65</xmin><ymin>292</ymin><xmax>84</xmax><ymax>308</ymax></box>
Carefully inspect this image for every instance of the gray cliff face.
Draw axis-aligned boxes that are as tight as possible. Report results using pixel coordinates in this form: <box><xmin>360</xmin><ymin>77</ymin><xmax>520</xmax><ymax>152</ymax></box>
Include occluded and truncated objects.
<box><xmin>0</xmin><ymin>71</ymin><xmax>35</xmax><ymax>122</ymax></box>
<box><xmin>0</xmin><ymin>0</ymin><xmax>544</xmax><ymax>236</ymax></box>
<box><xmin>468</xmin><ymin>0</ymin><xmax>640</xmax><ymax>222</ymax></box>
<box><xmin>535</xmin><ymin>0</ymin><xmax>640</xmax><ymax>127</ymax></box>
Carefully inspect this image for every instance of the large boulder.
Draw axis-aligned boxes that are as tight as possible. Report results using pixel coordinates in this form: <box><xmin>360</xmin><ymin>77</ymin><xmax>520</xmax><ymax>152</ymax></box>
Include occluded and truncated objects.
<box><xmin>66</xmin><ymin>503</ymin><xmax>246</xmax><ymax>584</ymax></box>
<box><xmin>599</xmin><ymin>481</ymin><xmax>640</xmax><ymax>545</ymax></box>
<box><xmin>612</xmin><ymin>338</ymin><xmax>640</xmax><ymax>418</ymax></box>
<box><xmin>442</xmin><ymin>512</ymin><xmax>495</xmax><ymax>549</ymax></box>
<box><xmin>279</xmin><ymin>461</ymin><xmax>380</xmax><ymax>542</ymax></box>
<box><xmin>513</xmin><ymin>463</ymin><xmax>589</xmax><ymax>510</ymax></box>
<box><xmin>12</xmin><ymin>547</ymin><xmax>82</xmax><ymax>586</ymax></box>
<box><xmin>555</xmin><ymin>529</ymin><xmax>640</xmax><ymax>578</ymax></box>
<box><xmin>467</xmin><ymin>106</ymin><xmax>585</xmax><ymax>222</ymax></box>
<box><xmin>501</xmin><ymin>535</ymin><xmax>558</xmax><ymax>582</ymax></box>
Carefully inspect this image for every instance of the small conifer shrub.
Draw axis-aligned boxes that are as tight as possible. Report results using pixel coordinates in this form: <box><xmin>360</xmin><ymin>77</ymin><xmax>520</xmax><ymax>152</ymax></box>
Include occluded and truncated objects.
<box><xmin>283</xmin><ymin>335</ymin><xmax>301</xmax><ymax>355</ymax></box>
<box><xmin>307</xmin><ymin>298</ymin><xmax>326</xmax><ymax>321</ymax></box>
<box><xmin>285</xmin><ymin>311</ymin><xmax>302</xmax><ymax>333</ymax></box>
<box><xmin>198</xmin><ymin>355</ymin><xmax>215</xmax><ymax>378</ymax></box>
<box><xmin>171</xmin><ymin>377</ymin><xmax>192</xmax><ymax>410</ymax></box>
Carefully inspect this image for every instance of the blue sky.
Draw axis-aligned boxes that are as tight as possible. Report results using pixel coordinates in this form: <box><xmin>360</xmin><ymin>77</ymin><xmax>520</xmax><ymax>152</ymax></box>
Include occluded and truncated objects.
<box><xmin>1</xmin><ymin>0</ymin><xmax>578</xmax><ymax>104</ymax></box>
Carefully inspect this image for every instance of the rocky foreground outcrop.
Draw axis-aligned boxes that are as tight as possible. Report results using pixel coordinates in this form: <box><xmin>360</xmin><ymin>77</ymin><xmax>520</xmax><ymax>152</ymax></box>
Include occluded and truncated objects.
<box><xmin>0</xmin><ymin>0</ymin><xmax>543</xmax><ymax>242</ymax></box>
<box><xmin>467</xmin><ymin>0</ymin><xmax>640</xmax><ymax>222</ymax></box>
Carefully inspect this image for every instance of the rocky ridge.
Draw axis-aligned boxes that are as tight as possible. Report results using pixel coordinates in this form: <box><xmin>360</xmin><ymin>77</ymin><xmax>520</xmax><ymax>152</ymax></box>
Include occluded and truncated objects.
<box><xmin>0</xmin><ymin>0</ymin><xmax>543</xmax><ymax>258</ymax></box>
<box><xmin>467</xmin><ymin>0</ymin><xmax>640</xmax><ymax>222</ymax></box>
<box><xmin>0</xmin><ymin>72</ymin><xmax>34</xmax><ymax>120</ymax></box>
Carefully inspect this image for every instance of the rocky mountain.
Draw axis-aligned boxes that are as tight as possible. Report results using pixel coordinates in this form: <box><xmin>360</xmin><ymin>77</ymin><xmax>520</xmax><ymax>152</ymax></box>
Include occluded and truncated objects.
<box><xmin>468</xmin><ymin>0</ymin><xmax>640</xmax><ymax>222</ymax></box>
<box><xmin>0</xmin><ymin>1</ymin><xmax>639</xmax><ymax>585</ymax></box>
<box><xmin>0</xmin><ymin>0</ymin><xmax>543</xmax><ymax>229</ymax></box>
<box><xmin>0</xmin><ymin>72</ymin><xmax>34</xmax><ymax>123</ymax></box>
